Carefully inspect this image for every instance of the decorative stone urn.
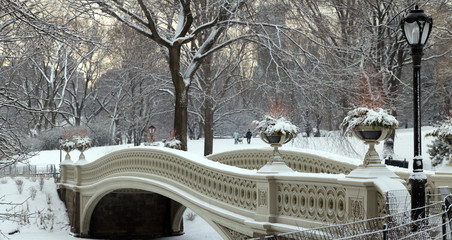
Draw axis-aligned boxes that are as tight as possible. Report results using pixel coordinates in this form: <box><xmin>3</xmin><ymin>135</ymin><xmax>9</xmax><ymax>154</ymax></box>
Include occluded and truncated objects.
<box><xmin>346</xmin><ymin>125</ymin><xmax>399</xmax><ymax>179</ymax></box>
<box><xmin>252</xmin><ymin>115</ymin><xmax>298</xmax><ymax>173</ymax></box>
<box><xmin>74</xmin><ymin>136</ymin><xmax>91</xmax><ymax>162</ymax></box>
<box><xmin>341</xmin><ymin>107</ymin><xmax>400</xmax><ymax>179</ymax></box>
<box><xmin>257</xmin><ymin>132</ymin><xmax>294</xmax><ymax>173</ymax></box>
<box><xmin>60</xmin><ymin>140</ymin><xmax>75</xmax><ymax>163</ymax></box>
<box><xmin>352</xmin><ymin>125</ymin><xmax>392</xmax><ymax>166</ymax></box>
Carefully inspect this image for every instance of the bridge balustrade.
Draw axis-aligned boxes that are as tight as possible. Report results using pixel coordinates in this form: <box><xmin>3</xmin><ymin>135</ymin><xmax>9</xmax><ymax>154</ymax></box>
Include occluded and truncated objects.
<box><xmin>58</xmin><ymin>147</ymin><xmax>433</xmax><ymax>239</ymax></box>
<box><xmin>207</xmin><ymin>148</ymin><xmax>357</xmax><ymax>174</ymax></box>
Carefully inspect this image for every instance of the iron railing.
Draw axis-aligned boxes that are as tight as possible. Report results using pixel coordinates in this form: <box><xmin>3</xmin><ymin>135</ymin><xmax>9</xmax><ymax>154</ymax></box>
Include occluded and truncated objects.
<box><xmin>252</xmin><ymin>192</ymin><xmax>452</xmax><ymax>240</ymax></box>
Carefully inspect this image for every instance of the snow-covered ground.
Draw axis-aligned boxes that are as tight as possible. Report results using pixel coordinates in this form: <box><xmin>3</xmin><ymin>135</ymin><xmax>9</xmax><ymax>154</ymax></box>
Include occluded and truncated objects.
<box><xmin>0</xmin><ymin>127</ymin><xmax>438</xmax><ymax>239</ymax></box>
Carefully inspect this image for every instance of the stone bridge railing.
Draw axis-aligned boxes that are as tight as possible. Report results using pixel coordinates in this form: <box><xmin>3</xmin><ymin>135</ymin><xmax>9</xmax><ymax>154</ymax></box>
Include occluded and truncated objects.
<box><xmin>58</xmin><ymin>147</ymin><xmax>413</xmax><ymax>239</ymax></box>
<box><xmin>208</xmin><ymin>148</ymin><xmax>452</xmax><ymax>202</ymax></box>
<box><xmin>207</xmin><ymin>148</ymin><xmax>357</xmax><ymax>174</ymax></box>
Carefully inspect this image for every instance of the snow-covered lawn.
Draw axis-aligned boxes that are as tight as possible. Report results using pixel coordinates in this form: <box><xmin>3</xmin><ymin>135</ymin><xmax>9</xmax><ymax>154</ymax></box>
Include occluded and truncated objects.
<box><xmin>0</xmin><ymin>128</ymin><xmax>438</xmax><ymax>239</ymax></box>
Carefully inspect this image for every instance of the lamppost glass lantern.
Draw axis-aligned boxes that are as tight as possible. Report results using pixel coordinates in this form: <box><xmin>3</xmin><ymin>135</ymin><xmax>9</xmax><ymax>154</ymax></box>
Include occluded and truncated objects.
<box><xmin>401</xmin><ymin>5</ymin><xmax>432</xmax><ymax>46</ymax></box>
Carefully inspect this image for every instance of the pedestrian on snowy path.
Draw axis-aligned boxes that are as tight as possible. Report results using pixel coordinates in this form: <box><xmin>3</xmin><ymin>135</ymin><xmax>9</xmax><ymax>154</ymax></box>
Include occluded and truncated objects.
<box><xmin>233</xmin><ymin>131</ymin><xmax>239</xmax><ymax>144</ymax></box>
<box><xmin>245</xmin><ymin>129</ymin><xmax>252</xmax><ymax>144</ymax></box>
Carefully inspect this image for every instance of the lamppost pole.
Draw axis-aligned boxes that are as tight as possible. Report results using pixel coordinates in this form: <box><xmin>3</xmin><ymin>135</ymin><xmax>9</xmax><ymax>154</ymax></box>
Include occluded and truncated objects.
<box><xmin>401</xmin><ymin>5</ymin><xmax>432</xmax><ymax>229</ymax></box>
<box><xmin>412</xmin><ymin>45</ymin><xmax>423</xmax><ymax>158</ymax></box>
<box><xmin>59</xmin><ymin>137</ymin><xmax>63</xmax><ymax>164</ymax></box>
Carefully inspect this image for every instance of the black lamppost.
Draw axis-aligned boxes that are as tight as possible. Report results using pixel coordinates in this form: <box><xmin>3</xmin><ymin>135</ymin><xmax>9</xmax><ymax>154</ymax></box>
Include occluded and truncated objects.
<box><xmin>401</xmin><ymin>5</ymin><xmax>432</xmax><ymax>226</ymax></box>
<box><xmin>58</xmin><ymin>137</ymin><xmax>63</xmax><ymax>163</ymax></box>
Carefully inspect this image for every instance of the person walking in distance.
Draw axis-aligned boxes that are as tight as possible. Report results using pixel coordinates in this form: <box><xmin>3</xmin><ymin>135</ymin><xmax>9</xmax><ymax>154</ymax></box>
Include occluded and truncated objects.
<box><xmin>233</xmin><ymin>131</ymin><xmax>239</xmax><ymax>144</ymax></box>
<box><xmin>245</xmin><ymin>129</ymin><xmax>252</xmax><ymax>144</ymax></box>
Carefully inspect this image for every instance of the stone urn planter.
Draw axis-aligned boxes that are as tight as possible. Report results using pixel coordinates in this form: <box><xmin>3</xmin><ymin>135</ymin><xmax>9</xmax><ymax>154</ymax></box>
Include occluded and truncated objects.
<box><xmin>253</xmin><ymin>116</ymin><xmax>298</xmax><ymax>173</ymax></box>
<box><xmin>73</xmin><ymin>136</ymin><xmax>91</xmax><ymax>161</ymax></box>
<box><xmin>352</xmin><ymin>125</ymin><xmax>393</xmax><ymax>166</ymax></box>
<box><xmin>342</xmin><ymin>107</ymin><xmax>398</xmax><ymax>167</ymax></box>
<box><xmin>342</xmin><ymin>107</ymin><xmax>399</xmax><ymax>179</ymax></box>
<box><xmin>60</xmin><ymin>140</ymin><xmax>75</xmax><ymax>163</ymax></box>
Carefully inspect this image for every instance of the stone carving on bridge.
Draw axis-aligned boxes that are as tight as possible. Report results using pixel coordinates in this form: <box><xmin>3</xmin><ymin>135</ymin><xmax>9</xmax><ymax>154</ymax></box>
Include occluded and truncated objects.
<box><xmin>276</xmin><ymin>182</ymin><xmax>347</xmax><ymax>223</ymax></box>
<box><xmin>258</xmin><ymin>189</ymin><xmax>267</xmax><ymax>207</ymax></box>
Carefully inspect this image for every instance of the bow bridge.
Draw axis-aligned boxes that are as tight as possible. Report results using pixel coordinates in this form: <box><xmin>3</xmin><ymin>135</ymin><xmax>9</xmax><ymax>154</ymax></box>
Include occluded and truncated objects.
<box><xmin>57</xmin><ymin>147</ymin><xmax>452</xmax><ymax>239</ymax></box>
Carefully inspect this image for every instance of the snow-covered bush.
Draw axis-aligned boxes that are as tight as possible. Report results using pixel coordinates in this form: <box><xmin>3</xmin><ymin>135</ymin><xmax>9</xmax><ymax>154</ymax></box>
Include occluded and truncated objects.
<box><xmin>185</xmin><ymin>211</ymin><xmax>197</xmax><ymax>221</ymax></box>
<box><xmin>425</xmin><ymin>118</ymin><xmax>452</xmax><ymax>167</ymax></box>
<box><xmin>39</xmin><ymin>176</ymin><xmax>45</xmax><ymax>191</ymax></box>
<box><xmin>427</xmin><ymin>137</ymin><xmax>452</xmax><ymax>167</ymax></box>
<box><xmin>425</xmin><ymin>118</ymin><xmax>452</xmax><ymax>142</ymax></box>
<box><xmin>15</xmin><ymin>179</ymin><xmax>24</xmax><ymax>194</ymax></box>
<box><xmin>163</xmin><ymin>129</ymin><xmax>182</xmax><ymax>150</ymax></box>
<box><xmin>341</xmin><ymin>107</ymin><xmax>398</xmax><ymax>135</ymax></box>
<box><xmin>87</xmin><ymin>123</ymin><xmax>113</xmax><ymax>146</ymax></box>
<box><xmin>30</xmin><ymin>128</ymin><xmax>62</xmax><ymax>150</ymax></box>
<box><xmin>29</xmin><ymin>187</ymin><xmax>37</xmax><ymax>200</ymax></box>
<box><xmin>163</xmin><ymin>139</ymin><xmax>182</xmax><ymax>150</ymax></box>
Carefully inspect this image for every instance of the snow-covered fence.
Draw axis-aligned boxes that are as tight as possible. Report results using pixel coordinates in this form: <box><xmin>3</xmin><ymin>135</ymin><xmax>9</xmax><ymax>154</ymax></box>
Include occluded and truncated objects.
<box><xmin>0</xmin><ymin>164</ymin><xmax>58</xmax><ymax>177</ymax></box>
<box><xmin>207</xmin><ymin>148</ymin><xmax>357</xmax><ymax>174</ymax></box>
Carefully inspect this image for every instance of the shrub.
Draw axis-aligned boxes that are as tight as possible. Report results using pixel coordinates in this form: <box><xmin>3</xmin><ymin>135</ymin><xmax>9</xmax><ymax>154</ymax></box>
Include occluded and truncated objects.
<box><xmin>185</xmin><ymin>211</ymin><xmax>197</xmax><ymax>221</ymax></box>
<box><xmin>39</xmin><ymin>176</ymin><xmax>45</xmax><ymax>191</ymax></box>
<box><xmin>30</xmin><ymin>187</ymin><xmax>37</xmax><ymax>200</ymax></box>
<box><xmin>27</xmin><ymin>128</ymin><xmax>63</xmax><ymax>151</ymax></box>
<box><xmin>46</xmin><ymin>192</ymin><xmax>52</xmax><ymax>205</ymax></box>
<box><xmin>1</xmin><ymin>177</ymin><xmax>8</xmax><ymax>184</ymax></box>
<box><xmin>427</xmin><ymin>137</ymin><xmax>452</xmax><ymax>167</ymax></box>
<box><xmin>15</xmin><ymin>178</ymin><xmax>24</xmax><ymax>194</ymax></box>
<box><xmin>88</xmin><ymin>123</ymin><xmax>113</xmax><ymax>147</ymax></box>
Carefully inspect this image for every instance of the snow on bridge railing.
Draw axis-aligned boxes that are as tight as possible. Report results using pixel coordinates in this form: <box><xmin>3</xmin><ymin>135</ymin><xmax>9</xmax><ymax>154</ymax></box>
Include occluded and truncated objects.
<box><xmin>207</xmin><ymin>148</ymin><xmax>358</xmax><ymax>174</ymax></box>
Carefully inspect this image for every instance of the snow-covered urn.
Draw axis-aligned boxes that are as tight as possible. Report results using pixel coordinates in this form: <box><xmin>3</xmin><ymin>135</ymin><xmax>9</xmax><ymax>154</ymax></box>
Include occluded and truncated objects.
<box><xmin>252</xmin><ymin>115</ymin><xmax>298</xmax><ymax>145</ymax></box>
<box><xmin>341</xmin><ymin>107</ymin><xmax>398</xmax><ymax>136</ymax></box>
<box><xmin>426</xmin><ymin>118</ymin><xmax>452</xmax><ymax>171</ymax></box>
<box><xmin>60</xmin><ymin>140</ymin><xmax>75</xmax><ymax>162</ymax></box>
<box><xmin>73</xmin><ymin>136</ymin><xmax>91</xmax><ymax>161</ymax></box>
<box><xmin>342</xmin><ymin>107</ymin><xmax>398</xmax><ymax>172</ymax></box>
<box><xmin>253</xmin><ymin>115</ymin><xmax>299</xmax><ymax>173</ymax></box>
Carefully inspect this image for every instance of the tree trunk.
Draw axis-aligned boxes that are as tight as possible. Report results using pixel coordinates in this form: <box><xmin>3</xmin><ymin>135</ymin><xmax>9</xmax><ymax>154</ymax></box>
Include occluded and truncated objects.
<box><xmin>173</xmin><ymin>82</ymin><xmax>189</xmax><ymax>151</ymax></box>
<box><xmin>169</xmin><ymin>46</ymin><xmax>189</xmax><ymax>151</ymax></box>
<box><xmin>204</xmin><ymin>100</ymin><xmax>214</xmax><ymax>156</ymax></box>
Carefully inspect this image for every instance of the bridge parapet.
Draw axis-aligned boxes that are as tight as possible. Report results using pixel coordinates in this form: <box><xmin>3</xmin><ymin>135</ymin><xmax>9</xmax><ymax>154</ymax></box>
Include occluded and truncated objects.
<box><xmin>207</xmin><ymin>148</ymin><xmax>358</xmax><ymax>174</ymax></box>
<box><xmin>58</xmin><ymin>147</ymin><xmax>402</xmax><ymax>239</ymax></box>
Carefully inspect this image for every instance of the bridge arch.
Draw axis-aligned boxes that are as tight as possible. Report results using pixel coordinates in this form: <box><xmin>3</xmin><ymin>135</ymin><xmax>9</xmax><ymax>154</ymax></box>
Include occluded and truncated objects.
<box><xmin>80</xmin><ymin>176</ymin><xmax>228</xmax><ymax>239</ymax></box>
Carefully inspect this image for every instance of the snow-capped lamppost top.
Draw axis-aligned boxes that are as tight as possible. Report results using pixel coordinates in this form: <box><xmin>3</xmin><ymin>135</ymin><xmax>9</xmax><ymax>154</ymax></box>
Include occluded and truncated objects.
<box><xmin>400</xmin><ymin>5</ymin><xmax>432</xmax><ymax>229</ymax></box>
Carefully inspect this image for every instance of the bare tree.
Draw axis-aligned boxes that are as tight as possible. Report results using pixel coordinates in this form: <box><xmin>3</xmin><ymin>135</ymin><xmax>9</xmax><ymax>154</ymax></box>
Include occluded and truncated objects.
<box><xmin>68</xmin><ymin>0</ymin><xmax>250</xmax><ymax>150</ymax></box>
